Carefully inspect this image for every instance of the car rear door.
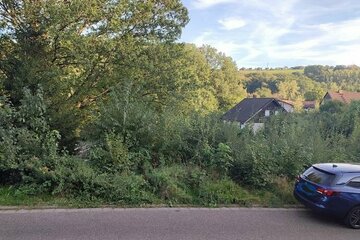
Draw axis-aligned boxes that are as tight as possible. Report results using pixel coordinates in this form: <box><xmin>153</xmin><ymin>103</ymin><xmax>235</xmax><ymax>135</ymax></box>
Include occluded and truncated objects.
<box><xmin>296</xmin><ymin>166</ymin><xmax>336</xmax><ymax>203</ymax></box>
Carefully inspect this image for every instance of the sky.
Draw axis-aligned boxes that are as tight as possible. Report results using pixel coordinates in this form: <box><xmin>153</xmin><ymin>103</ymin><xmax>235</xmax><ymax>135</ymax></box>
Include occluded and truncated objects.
<box><xmin>180</xmin><ymin>0</ymin><xmax>360</xmax><ymax>68</ymax></box>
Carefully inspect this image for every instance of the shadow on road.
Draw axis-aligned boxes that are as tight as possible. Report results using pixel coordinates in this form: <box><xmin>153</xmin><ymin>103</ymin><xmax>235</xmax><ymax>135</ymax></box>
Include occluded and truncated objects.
<box><xmin>296</xmin><ymin>209</ymin><xmax>346</xmax><ymax>228</ymax></box>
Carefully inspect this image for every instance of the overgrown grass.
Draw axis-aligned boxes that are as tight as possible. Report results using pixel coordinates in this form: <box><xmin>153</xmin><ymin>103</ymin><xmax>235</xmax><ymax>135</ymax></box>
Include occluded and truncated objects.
<box><xmin>0</xmin><ymin>186</ymin><xmax>103</xmax><ymax>208</ymax></box>
<box><xmin>232</xmin><ymin>177</ymin><xmax>300</xmax><ymax>208</ymax></box>
<box><xmin>0</xmin><ymin>182</ymin><xmax>297</xmax><ymax>208</ymax></box>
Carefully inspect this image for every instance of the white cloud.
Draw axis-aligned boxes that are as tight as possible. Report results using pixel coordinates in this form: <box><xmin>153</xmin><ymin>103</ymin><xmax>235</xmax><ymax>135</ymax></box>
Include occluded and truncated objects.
<box><xmin>192</xmin><ymin>31</ymin><xmax>243</xmax><ymax>56</ymax></box>
<box><xmin>183</xmin><ymin>0</ymin><xmax>360</xmax><ymax>67</ymax></box>
<box><xmin>192</xmin><ymin>0</ymin><xmax>237</xmax><ymax>9</ymax></box>
<box><xmin>315</xmin><ymin>18</ymin><xmax>360</xmax><ymax>42</ymax></box>
<box><xmin>218</xmin><ymin>17</ymin><xmax>246</xmax><ymax>30</ymax></box>
<box><xmin>224</xmin><ymin>3</ymin><xmax>360</xmax><ymax>66</ymax></box>
<box><xmin>267</xmin><ymin>43</ymin><xmax>360</xmax><ymax>66</ymax></box>
<box><xmin>266</xmin><ymin>18</ymin><xmax>360</xmax><ymax>64</ymax></box>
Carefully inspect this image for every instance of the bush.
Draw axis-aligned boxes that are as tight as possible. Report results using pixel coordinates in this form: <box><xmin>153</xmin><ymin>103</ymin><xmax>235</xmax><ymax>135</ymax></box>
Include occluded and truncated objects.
<box><xmin>88</xmin><ymin>132</ymin><xmax>132</xmax><ymax>174</ymax></box>
<box><xmin>198</xmin><ymin>178</ymin><xmax>257</xmax><ymax>205</ymax></box>
<box><xmin>0</xmin><ymin>89</ymin><xmax>61</xmax><ymax>185</ymax></box>
<box><xmin>230</xmin><ymin>135</ymin><xmax>275</xmax><ymax>187</ymax></box>
<box><xmin>269</xmin><ymin>177</ymin><xmax>297</xmax><ymax>205</ymax></box>
<box><xmin>86</xmin><ymin>173</ymin><xmax>156</xmax><ymax>204</ymax></box>
<box><xmin>148</xmin><ymin>165</ymin><xmax>193</xmax><ymax>203</ymax></box>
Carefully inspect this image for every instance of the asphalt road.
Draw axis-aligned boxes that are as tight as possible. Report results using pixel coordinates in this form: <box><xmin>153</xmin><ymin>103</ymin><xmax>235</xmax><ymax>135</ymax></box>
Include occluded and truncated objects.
<box><xmin>0</xmin><ymin>208</ymin><xmax>358</xmax><ymax>240</ymax></box>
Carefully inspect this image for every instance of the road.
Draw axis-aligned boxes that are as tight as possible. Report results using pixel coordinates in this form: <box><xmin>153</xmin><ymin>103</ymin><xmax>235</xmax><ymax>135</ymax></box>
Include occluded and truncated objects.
<box><xmin>0</xmin><ymin>208</ymin><xmax>357</xmax><ymax>240</ymax></box>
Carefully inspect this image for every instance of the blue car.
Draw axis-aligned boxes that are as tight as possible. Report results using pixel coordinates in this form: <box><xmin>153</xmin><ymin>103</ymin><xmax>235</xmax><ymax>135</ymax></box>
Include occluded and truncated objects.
<box><xmin>294</xmin><ymin>163</ymin><xmax>360</xmax><ymax>229</ymax></box>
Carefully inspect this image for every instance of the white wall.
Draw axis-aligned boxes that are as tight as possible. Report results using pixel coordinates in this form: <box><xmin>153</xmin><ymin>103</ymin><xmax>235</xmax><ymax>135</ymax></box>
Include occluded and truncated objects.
<box><xmin>241</xmin><ymin>122</ymin><xmax>264</xmax><ymax>133</ymax></box>
<box><xmin>278</xmin><ymin>102</ymin><xmax>294</xmax><ymax>113</ymax></box>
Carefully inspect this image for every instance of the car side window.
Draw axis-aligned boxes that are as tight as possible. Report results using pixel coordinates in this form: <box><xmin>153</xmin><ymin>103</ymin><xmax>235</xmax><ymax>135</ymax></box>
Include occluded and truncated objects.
<box><xmin>347</xmin><ymin>177</ymin><xmax>360</xmax><ymax>189</ymax></box>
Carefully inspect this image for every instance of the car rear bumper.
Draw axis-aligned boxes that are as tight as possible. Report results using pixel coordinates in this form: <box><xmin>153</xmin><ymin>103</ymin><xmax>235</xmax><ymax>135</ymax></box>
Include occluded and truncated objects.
<box><xmin>294</xmin><ymin>189</ymin><xmax>326</xmax><ymax>211</ymax></box>
<box><xmin>293</xmin><ymin>188</ymin><xmax>346</xmax><ymax>218</ymax></box>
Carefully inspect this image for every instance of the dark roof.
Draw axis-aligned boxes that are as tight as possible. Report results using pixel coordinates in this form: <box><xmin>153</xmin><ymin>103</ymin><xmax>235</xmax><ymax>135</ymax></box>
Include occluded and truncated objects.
<box><xmin>221</xmin><ymin>98</ymin><xmax>281</xmax><ymax>124</ymax></box>
<box><xmin>314</xmin><ymin>163</ymin><xmax>360</xmax><ymax>174</ymax></box>
<box><xmin>325</xmin><ymin>91</ymin><xmax>360</xmax><ymax>104</ymax></box>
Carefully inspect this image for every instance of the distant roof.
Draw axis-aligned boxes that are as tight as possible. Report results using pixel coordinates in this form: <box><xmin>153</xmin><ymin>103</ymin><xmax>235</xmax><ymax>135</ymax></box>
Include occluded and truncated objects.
<box><xmin>303</xmin><ymin>100</ymin><xmax>316</xmax><ymax>109</ymax></box>
<box><xmin>325</xmin><ymin>91</ymin><xmax>360</xmax><ymax>104</ymax></box>
<box><xmin>221</xmin><ymin>98</ymin><xmax>281</xmax><ymax>124</ymax></box>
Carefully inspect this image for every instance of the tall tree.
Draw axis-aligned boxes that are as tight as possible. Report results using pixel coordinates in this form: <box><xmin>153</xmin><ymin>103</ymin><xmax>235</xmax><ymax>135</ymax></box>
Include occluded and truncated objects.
<box><xmin>0</xmin><ymin>0</ymin><xmax>189</xmax><ymax>147</ymax></box>
<box><xmin>199</xmin><ymin>45</ymin><xmax>246</xmax><ymax>110</ymax></box>
<box><xmin>278</xmin><ymin>80</ymin><xmax>299</xmax><ymax>100</ymax></box>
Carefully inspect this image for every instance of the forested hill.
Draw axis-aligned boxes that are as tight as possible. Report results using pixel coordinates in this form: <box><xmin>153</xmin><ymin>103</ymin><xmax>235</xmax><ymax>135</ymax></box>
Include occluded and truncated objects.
<box><xmin>238</xmin><ymin>65</ymin><xmax>360</xmax><ymax>103</ymax></box>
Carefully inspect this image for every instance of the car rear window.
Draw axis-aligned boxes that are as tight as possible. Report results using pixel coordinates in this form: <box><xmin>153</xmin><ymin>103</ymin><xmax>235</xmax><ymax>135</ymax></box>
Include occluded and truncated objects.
<box><xmin>303</xmin><ymin>167</ymin><xmax>335</xmax><ymax>186</ymax></box>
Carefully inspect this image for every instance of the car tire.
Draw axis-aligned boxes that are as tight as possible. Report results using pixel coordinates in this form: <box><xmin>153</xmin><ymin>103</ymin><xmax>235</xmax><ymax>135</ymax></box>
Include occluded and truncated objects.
<box><xmin>345</xmin><ymin>206</ymin><xmax>360</xmax><ymax>229</ymax></box>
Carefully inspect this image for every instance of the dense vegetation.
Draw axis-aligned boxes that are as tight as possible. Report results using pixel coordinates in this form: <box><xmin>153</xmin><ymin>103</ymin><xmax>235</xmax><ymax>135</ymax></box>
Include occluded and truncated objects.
<box><xmin>1</xmin><ymin>1</ymin><xmax>360</xmax><ymax>207</ymax></box>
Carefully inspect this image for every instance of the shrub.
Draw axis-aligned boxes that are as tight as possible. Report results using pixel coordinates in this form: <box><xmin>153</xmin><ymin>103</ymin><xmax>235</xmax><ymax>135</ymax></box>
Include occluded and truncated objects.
<box><xmin>148</xmin><ymin>165</ymin><xmax>193</xmax><ymax>203</ymax></box>
<box><xmin>230</xmin><ymin>136</ymin><xmax>275</xmax><ymax>188</ymax></box>
<box><xmin>198</xmin><ymin>178</ymin><xmax>257</xmax><ymax>205</ymax></box>
<box><xmin>0</xmin><ymin>89</ymin><xmax>61</xmax><ymax>185</ymax></box>
<box><xmin>88</xmin><ymin>132</ymin><xmax>132</xmax><ymax>174</ymax></box>
<box><xmin>113</xmin><ymin>174</ymin><xmax>155</xmax><ymax>204</ymax></box>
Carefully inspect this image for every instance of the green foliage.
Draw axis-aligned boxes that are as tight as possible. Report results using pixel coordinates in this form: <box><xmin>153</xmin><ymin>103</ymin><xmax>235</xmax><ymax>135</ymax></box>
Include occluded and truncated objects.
<box><xmin>0</xmin><ymin>88</ymin><xmax>60</xmax><ymax>185</ymax></box>
<box><xmin>254</xmin><ymin>87</ymin><xmax>272</xmax><ymax>97</ymax></box>
<box><xmin>0</xmin><ymin>0</ymin><xmax>189</xmax><ymax>149</ymax></box>
<box><xmin>3</xmin><ymin>63</ymin><xmax>360</xmax><ymax>207</ymax></box>
<box><xmin>199</xmin><ymin>45</ymin><xmax>246</xmax><ymax>110</ymax></box>
<box><xmin>148</xmin><ymin>165</ymin><xmax>197</xmax><ymax>204</ymax></box>
<box><xmin>229</xmin><ymin>108</ymin><xmax>360</xmax><ymax>188</ymax></box>
<box><xmin>304</xmin><ymin>65</ymin><xmax>360</xmax><ymax>91</ymax></box>
<box><xmin>48</xmin><ymin>156</ymin><xmax>155</xmax><ymax>204</ymax></box>
<box><xmin>4</xmin><ymin>0</ymin><xmax>360</xmax><ymax>208</ymax></box>
<box><xmin>278</xmin><ymin>80</ymin><xmax>300</xmax><ymax>100</ymax></box>
<box><xmin>243</xmin><ymin>69</ymin><xmax>329</xmax><ymax>103</ymax></box>
<box><xmin>210</xmin><ymin>143</ymin><xmax>234</xmax><ymax>176</ymax></box>
<box><xmin>320</xmin><ymin>101</ymin><xmax>346</xmax><ymax>113</ymax></box>
<box><xmin>231</xmin><ymin>136</ymin><xmax>275</xmax><ymax>187</ymax></box>
<box><xmin>0</xmin><ymin>186</ymin><xmax>77</xmax><ymax>207</ymax></box>
<box><xmin>198</xmin><ymin>178</ymin><xmax>257</xmax><ymax>205</ymax></box>
<box><xmin>89</xmin><ymin>133</ymin><xmax>132</xmax><ymax>173</ymax></box>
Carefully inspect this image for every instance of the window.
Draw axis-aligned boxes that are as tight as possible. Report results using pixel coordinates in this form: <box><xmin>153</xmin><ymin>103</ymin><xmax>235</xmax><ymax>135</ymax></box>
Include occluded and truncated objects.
<box><xmin>347</xmin><ymin>177</ymin><xmax>360</xmax><ymax>189</ymax></box>
<box><xmin>265</xmin><ymin>110</ymin><xmax>270</xmax><ymax>117</ymax></box>
<box><xmin>275</xmin><ymin>111</ymin><xmax>279</xmax><ymax>115</ymax></box>
<box><xmin>303</xmin><ymin>167</ymin><xmax>336</xmax><ymax>186</ymax></box>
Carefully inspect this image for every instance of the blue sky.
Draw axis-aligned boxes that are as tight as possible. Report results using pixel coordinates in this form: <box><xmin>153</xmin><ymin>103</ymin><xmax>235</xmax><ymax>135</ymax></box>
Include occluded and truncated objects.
<box><xmin>180</xmin><ymin>0</ymin><xmax>360</xmax><ymax>68</ymax></box>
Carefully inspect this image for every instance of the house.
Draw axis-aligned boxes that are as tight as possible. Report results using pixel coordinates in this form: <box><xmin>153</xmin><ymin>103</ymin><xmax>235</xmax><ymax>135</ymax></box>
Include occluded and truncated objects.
<box><xmin>321</xmin><ymin>90</ymin><xmax>360</xmax><ymax>105</ymax></box>
<box><xmin>221</xmin><ymin>98</ymin><xmax>292</xmax><ymax>131</ymax></box>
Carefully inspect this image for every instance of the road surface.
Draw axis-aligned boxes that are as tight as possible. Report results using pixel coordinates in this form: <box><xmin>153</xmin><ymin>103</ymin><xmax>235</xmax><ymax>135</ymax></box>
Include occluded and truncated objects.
<box><xmin>0</xmin><ymin>208</ymin><xmax>357</xmax><ymax>240</ymax></box>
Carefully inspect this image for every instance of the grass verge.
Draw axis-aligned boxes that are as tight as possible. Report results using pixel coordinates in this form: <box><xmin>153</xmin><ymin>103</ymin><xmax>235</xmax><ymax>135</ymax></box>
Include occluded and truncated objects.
<box><xmin>0</xmin><ymin>184</ymin><xmax>298</xmax><ymax>209</ymax></box>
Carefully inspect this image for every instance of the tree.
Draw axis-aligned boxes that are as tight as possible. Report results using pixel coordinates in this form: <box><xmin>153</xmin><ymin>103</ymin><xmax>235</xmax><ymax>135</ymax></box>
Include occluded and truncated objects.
<box><xmin>199</xmin><ymin>45</ymin><xmax>246</xmax><ymax>110</ymax></box>
<box><xmin>320</xmin><ymin>101</ymin><xmax>346</xmax><ymax>114</ymax></box>
<box><xmin>278</xmin><ymin>80</ymin><xmax>299</xmax><ymax>100</ymax></box>
<box><xmin>254</xmin><ymin>87</ymin><xmax>272</xmax><ymax>97</ymax></box>
<box><xmin>304</xmin><ymin>65</ymin><xmax>327</xmax><ymax>82</ymax></box>
<box><xmin>0</xmin><ymin>0</ymin><xmax>189</xmax><ymax>148</ymax></box>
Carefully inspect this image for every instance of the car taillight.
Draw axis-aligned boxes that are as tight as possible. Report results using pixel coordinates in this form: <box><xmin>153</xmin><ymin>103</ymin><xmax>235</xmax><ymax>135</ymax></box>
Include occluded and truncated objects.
<box><xmin>316</xmin><ymin>187</ymin><xmax>337</xmax><ymax>196</ymax></box>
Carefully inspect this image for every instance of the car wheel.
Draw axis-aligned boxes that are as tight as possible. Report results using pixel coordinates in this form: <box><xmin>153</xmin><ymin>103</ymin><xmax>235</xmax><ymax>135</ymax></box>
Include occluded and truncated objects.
<box><xmin>345</xmin><ymin>206</ymin><xmax>360</xmax><ymax>229</ymax></box>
